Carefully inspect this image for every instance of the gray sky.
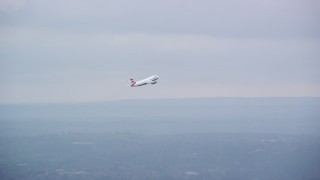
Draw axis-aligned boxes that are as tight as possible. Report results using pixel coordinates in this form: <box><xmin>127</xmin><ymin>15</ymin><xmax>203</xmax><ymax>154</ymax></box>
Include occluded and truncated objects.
<box><xmin>0</xmin><ymin>0</ymin><xmax>319</xmax><ymax>103</ymax></box>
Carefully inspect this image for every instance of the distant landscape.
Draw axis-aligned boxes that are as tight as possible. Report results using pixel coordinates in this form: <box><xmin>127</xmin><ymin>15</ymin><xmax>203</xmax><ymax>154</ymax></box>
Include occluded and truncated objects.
<box><xmin>0</xmin><ymin>97</ymin><xmax>320</xmax><ymax>179</ymax></box>
<box><xmin>1</xmin><ymin>132</ymin><xmax>319</xmax><ymax>180</ymax></box>
<box><xmin>1</xmin><ymin>97</ymin><xmax>320</xmax><ymax>136</ymax></box>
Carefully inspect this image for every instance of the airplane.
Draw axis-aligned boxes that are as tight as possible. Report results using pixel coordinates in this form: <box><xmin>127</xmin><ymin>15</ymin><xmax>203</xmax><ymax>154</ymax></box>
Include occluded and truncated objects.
<box><xmin>130</xmin><ymin>75</ymin><xmax>159</xmax><ymax>87</ymax></box>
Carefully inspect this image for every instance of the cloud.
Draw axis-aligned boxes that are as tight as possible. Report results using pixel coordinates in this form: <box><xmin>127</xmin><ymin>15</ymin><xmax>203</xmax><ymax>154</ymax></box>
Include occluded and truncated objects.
<box><xmin>0</xmin><ymin>0</ymin><xmax>25</xmax><ymax>12</ymax></box>
<box><xmin>1</xmin><ymin>26</ymin><xmax>319</xmax><ymax>84</ymax></box>
<box><xmin>1</xmin><ymin>0</ymin><xmax>319</xmax><ymax>38</ymax></box>
<box><xmin>0</xmin><ymin>0</ymin><xmax>319</xmax><ymax>103</ymax></box>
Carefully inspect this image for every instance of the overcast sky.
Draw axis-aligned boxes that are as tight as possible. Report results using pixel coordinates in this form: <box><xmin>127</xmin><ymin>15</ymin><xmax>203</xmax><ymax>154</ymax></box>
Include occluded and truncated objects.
<box><xmin>0</xmin><ymin>0</ymin><xmax>319</xmax><ymax>103</ymax></box>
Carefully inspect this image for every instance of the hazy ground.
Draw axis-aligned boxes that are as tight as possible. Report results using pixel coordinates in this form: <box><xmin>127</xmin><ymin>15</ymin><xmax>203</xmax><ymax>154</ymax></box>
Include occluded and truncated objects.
<box><xmin>1</xmin><ymin>97</ymin><xmax>320</xmax><ymax>136</ymax></box>
<box><xmin>1</xmin><ymin>132</ymin><xmax>320</xmax><ymax>180</ymax></box>
<box><xmin>0</xmin><ymin>97</ymin><xmax>320</xmax><ymax>179</ymax></box>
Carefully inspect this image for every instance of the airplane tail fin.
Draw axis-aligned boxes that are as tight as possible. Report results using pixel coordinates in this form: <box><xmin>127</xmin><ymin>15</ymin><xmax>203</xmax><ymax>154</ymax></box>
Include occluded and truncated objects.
<box><xmin>129</xmin><ymin>78</ymin><xmax>136</xmax><ymax>87</ymax></box>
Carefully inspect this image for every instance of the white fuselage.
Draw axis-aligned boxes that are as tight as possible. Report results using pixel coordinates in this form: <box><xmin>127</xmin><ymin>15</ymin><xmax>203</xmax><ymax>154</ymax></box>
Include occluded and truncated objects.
<box><xmin>130</xmin><ymin>75</ymin><xmax>159</xmax><ymax>87</ymax></box>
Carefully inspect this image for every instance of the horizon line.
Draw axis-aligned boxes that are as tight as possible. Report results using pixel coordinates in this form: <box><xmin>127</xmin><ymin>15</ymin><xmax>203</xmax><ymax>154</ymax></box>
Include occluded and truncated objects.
<box><xmin>1</xmin><ymin>96</ymin><xmax>319</xmax><ymax>105</ymax></box>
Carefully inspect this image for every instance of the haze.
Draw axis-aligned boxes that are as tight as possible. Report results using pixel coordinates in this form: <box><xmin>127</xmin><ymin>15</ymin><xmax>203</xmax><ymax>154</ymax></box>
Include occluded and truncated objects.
<box><xmin>1</xmin><ymin>1</ymin><xmax>320</xmax><ymax>179</ymax></box>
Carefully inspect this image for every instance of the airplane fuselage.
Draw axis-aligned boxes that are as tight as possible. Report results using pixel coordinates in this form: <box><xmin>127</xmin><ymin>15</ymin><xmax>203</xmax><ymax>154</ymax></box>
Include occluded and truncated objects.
<box><xmin>130</xmin><ymin>75</ymin><xmax>159</xmax><ymax>87</ymax></box>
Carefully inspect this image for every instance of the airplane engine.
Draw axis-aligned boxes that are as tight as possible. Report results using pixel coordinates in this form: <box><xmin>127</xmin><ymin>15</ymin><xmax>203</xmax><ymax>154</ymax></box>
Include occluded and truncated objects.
<box><xmin>151</xmin><ymin>81</ymin><xmax>157</xmax><ymax>84</ymax></box>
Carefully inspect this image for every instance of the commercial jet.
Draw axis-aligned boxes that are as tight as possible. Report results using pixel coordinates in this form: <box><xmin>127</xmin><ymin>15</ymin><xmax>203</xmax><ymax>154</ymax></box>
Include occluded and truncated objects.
<box><xmin>130</xmin><ymin>75</ymin><xmax>159</xmax><ymax>87</ymax></box>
